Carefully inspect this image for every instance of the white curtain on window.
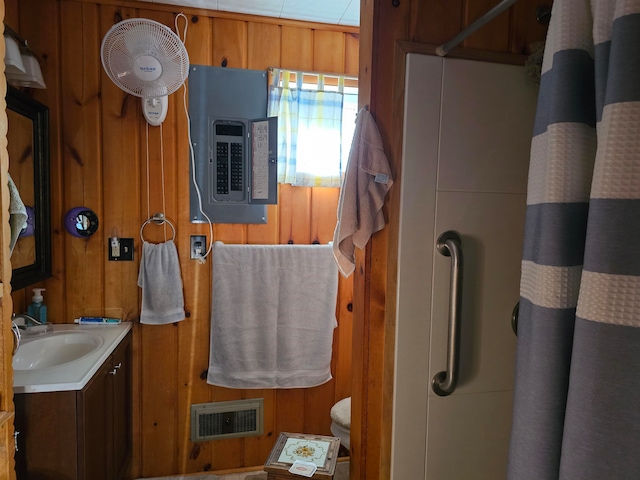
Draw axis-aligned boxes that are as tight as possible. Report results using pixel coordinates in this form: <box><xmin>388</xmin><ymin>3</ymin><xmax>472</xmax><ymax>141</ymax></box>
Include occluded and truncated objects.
<box><xmin>268</xmin><ymin>69</ymin><xmax>346</xmax><ymax>187</ymax></box>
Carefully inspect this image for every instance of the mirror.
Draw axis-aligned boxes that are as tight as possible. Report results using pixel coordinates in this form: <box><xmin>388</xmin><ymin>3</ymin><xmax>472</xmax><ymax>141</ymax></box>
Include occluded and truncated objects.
<box><xmin>6</xmin><ymin>84</ymin><xmax>51</xmax><ymax>290</ymax></box>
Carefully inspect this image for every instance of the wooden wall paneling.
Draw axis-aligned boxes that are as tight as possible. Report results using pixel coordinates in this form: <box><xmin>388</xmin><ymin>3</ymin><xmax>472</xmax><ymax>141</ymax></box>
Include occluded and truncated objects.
<box><xmin>136</xmin><ymin>9</ymin><xmax>182</xmax><ymax>478</ymax></box>
<box><xmin>99</xmin><ymin>4</ymin><xmax>141</xmax><ymax>322</ymax></box>
<box><xmin>246</xmin><ymin>20</ymin><xmax>280</xmax><ymax>246</ymax></box>
<box><xmin>0</xmin><ymin>1</ymin><xmax>17</xmax><ymax>474</ymax></box>
<box><xmin>247</xmin><ymin>22</ymin><xmax>281</xmax><ymax>71</ymax></box>
<box><xmin>212</xmin><ymin>18</ymin><xmax>247</xmax><ymax>68</ymax></box>
<box><xmin>310</xmin><ymin>189</ymin><xmax>339</xmax><ymax>244</ymax></box>
<box><xmin>7</xmin><ymin>2</ymin><xmax>358</xmax><ymax>476</ymax></box>
<box><xmin>353</xmin><ymin>0</ymin><xmax>411</xmax><ymax>478</ymax></box>
<box><xmin>335</xmin><ymin>275</ymin><xmax>353</xmax><ymax>403</ymax></box>
<box><xmin>15</xmin><ymin>0</ymin><xmax>64</xmax><ymax>322</ymax></box>
<box><xmin>278</xmin><ymin>185</ymin><xmax>311</xmax><ymax>245</ymax></box>
<box><xmin>241</xmin><ymin>389</ymin><xmax>276</xmax><ymax>467</ymax></box>
<box><xmin>409</xmin><ymin>0</ymin><xmax>461</xmax><ymax>46</ymax></box>
<box><xmin>139</xmin><ymin>323</ymin><xmax>179</xmax><ymax>476</ymax></box>
<box><xmin>328</xmin><ymin>16</ymin><xmax>356</xmax><ymax>412</ymax></box>
<box><xmin>274</xmin><ymin>184</ymin><xmax>310</xmax><ymax>436</ymax></box>
<box><xmin>213</xmin><ymin>225</ymin><xmax>246</xmax><ymax>245</ymax></box>
<box><xmin>352</xmin><ymin>0</ymin><xmax>373</xmax><ymax>464</ymax></box>
<box><xmin>345</xmin><ymin>32</ymin><xmax>360</xmax><ymax>76</ymax></box>
<box><xmin>247</xmin><ymin>203</ymin><xmax>279</xmax><ymax>245</ymax></box>
<box><xmin>312</xmin><ymin>31</ymin><xmax>345</xmax><ymax>73</ymax></box>
<box><xmin>97</xmin><ymin>9</ymin><xmax>142</xmax><ymax>476</ymax></box>
<box><xmin>280</xmin><ymin>26</ymin><xmax>313</xmax><ymax>71</ymax></box>
<box><xmin>3</xmin><ymin>2</ymin><xmax>17</xmax><ymax>472</ymax></box>
<box><xmin>461</xmin><ymin>0</ymin><xmax>511</xmax><ymax>52</ymax></box>
<box><xmin>510</xmin><ymin>0</ymin><xmax>550</xmax><ymax>55</ymax></box>
<box><xmin>60</xmin><ymin>1</ymin><xmax>105</xmax><ymax>322</ymax></box>
<box><xmin>209</xmin><ymin>387</ymin><xmax>244</xmax><ymax>471</ymax></box>
<box><xmin>210</xmin><ymin>16</ymin><xmax>249</xmax><ymax>253</ymax></box>
<box><xmin>241</xmin><ymin>20</ymin><xmax>281</xmax><ymax>468</ymax></box>
<box><xmin>4</xmin><ymin>0</ymin><xmax>16</xmax><ymax>28</ymax></box>
<box><xmin>175</xmin><ymin>13</ymin><xmax>217</xmax><ymax>475</ymax></box>
<box><xmin>303</xmin><ymin>188</ymin><xmax>340</xmax><ymax>436</ymax></box>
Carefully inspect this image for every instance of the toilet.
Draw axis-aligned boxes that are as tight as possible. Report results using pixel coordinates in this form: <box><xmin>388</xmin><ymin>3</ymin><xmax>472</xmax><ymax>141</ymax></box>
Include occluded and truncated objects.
<box><xmin>330</xmin><ymin>397</ymin><xmax>351</xmax><ymax>450</ymax></box>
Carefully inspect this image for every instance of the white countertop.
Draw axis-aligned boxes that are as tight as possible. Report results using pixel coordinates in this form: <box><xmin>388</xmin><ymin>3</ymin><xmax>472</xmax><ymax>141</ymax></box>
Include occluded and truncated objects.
<box><xmin>13</xmin><ymin>322</ymin><xmax>132</xmax><ymax>394</ymax></box>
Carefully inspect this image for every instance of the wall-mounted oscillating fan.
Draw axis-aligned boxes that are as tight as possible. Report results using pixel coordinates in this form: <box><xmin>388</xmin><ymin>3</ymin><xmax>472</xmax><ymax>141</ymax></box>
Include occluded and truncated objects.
<box><xmin>101</xmin><ymin>18</ymin><xmax>189</xmax><ymax>126</ymax></box>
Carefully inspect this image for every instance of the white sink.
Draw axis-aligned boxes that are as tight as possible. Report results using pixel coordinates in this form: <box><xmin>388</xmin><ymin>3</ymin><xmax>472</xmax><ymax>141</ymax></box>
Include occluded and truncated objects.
<box><xmin>13</xmin><ymin>322</ymin><xmax>132</xmax><ymax>394</ymax></box>
<box><xmin>13</xmin><ymin>331</ymin><xmax>104</xmax><ymax>371</ymax></box>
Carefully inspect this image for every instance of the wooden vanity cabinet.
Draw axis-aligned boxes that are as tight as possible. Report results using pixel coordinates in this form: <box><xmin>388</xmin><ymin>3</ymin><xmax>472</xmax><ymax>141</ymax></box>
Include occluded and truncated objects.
<box><xmin>15</xmin><ymin>331</ymin><xmax>132</xmax><ymax>479</ymax></box>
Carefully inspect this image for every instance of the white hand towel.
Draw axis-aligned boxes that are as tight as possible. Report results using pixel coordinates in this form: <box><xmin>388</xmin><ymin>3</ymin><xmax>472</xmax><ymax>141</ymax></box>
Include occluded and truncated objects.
<box><xmin>208</xmin><ymin>241</ymin><xmax>338</xmax><ymax>389</ymax></box>
<box><xmin>138</xmin><ymin>240</ymin><xmax>185</xmax><ymax>325</ymax></box>
<box><xmin>8</xmin><ymin>173</ymin><xmax>28</xmax><ymax>254</ymax></box>
<box><xmin>333</xmin><ymin>107</ymin><xmax>393</xmax><ymax>277</ymax></box>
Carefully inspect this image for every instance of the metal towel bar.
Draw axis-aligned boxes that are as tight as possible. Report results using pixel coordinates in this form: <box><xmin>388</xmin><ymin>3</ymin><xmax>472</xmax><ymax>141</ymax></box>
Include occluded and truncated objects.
<box><xmin>432</xmin><ymin>231</ymin><xmax>464</xmax><ymax>397</ymax></box>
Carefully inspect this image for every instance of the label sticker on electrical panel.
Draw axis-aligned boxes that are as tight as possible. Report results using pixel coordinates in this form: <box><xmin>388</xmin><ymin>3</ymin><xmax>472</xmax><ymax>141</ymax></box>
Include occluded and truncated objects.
<box><xmin>252</xmin><ymin>121</ymin><xmax>270</xmax><ymax>200</ymax></box>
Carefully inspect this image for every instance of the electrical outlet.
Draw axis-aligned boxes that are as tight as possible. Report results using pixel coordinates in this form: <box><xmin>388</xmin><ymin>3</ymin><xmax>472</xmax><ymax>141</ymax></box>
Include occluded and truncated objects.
<box><xmin>108</xmin><ymin>238</ymin><xmax>134</xmax><ymax>261</ymax></box>
<box><xmin>190</xmin><ymin>235</ymin><xmax>206</xmax><ymax>260</ymax></box>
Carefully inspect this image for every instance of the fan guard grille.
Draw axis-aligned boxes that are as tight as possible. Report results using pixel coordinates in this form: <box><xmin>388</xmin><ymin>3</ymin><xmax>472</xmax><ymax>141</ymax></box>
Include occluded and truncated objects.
<box><xmin>101</xmin><ymin>18</ymin><xmax>189</xmax><ymax>98</ymax></box>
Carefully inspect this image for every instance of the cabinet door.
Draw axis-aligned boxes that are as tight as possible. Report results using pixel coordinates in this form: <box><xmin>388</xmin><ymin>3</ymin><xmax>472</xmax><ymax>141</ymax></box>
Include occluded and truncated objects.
<box><xmin>112</xmin><ymin>332</ymin><xmax>132</xmax><ymax>477</ymax></box>
<box><xmin>78</xmin><ymin>360</ymin><xmax>113</xmax><ymax>480</ymax></box>
<box><xmin>14</xmin><ymin>391</ymin><xmax>78</xmax><ymax>478</ymax></box>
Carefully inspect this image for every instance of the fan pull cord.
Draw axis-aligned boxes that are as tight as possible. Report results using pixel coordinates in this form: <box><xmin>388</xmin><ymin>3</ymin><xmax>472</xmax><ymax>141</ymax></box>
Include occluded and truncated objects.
<box><xmin>144</xmin><ymin>121</ymin><xmax>169</xmax><ymax>242</ymax></box>
<box><xmin>145</xmin><ymin>122</ymin><xmax>150</xmax><ymax>227</ymax></box>
<box><xmin>159</xmin><ymin>122</ymin><xmax>168</xmax><ymax>241</ymax></box>
<box><xmin>175</xmin><ymin>13</ymin><xmax>188</xmax><ymax>43</ymax></box>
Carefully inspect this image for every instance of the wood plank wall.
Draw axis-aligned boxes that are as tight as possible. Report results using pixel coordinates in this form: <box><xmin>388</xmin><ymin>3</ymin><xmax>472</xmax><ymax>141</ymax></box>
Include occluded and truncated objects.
<box><xmin>353</xmin><ymin>1</ymin><xmax>549</xmax><ymax>479</ymax></box>
<box><xmin>6</xmin><ymin>0</ymin><xmax>358</xmax><ymax>477</ymax></box>
<box><xmin>1</xmin><ymin>0</ymin><xmax>18</xmax><ymax>477</ymax></box>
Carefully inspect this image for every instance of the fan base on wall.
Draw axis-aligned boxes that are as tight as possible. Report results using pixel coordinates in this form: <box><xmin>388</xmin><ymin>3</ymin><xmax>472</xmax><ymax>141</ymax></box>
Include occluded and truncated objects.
<box><xmin>142</xmin><ymin>96</ymin><xmax>168</xmax><ymax>126</ymax></box>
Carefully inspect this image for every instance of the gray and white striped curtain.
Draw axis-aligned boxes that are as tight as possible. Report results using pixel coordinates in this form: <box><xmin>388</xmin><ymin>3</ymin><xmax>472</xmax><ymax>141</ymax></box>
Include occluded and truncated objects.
<box><xmin>508</xmin><ymin>1</ymin><xmax>640</xmax><ymax>480</ymax></box>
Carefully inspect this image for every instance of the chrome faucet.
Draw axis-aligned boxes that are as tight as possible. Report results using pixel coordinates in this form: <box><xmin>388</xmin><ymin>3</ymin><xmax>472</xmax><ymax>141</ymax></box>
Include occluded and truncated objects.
<box><xmin>11</xmin><ymin>320</ymin><xmax>21</xmax><ymax>355</ymax></box>
<box><xmin>12</xmin><ymin>313</ymin><xmax>43</xmax><ymax>329</ymax></box>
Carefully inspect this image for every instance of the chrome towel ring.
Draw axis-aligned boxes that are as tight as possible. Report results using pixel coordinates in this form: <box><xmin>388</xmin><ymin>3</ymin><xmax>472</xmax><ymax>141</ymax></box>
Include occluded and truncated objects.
<box><xmin>140</xmin><ymin>212</ymin><xmax>176</xmax><ymax>242</ymax></box>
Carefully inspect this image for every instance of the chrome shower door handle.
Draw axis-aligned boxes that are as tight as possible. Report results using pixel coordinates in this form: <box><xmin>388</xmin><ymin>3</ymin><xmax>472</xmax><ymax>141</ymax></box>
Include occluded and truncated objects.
<box><xmin>432</xmin><ymin>231</ymin><xmax>463</xmax><ymax>397</ymax></box>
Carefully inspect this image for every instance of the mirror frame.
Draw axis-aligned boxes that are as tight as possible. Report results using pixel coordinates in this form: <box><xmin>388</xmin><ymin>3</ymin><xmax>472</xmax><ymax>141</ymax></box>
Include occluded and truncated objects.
<box><xmin>7</xmin><ymin>84</ymin><xmax>51</xmax><ymax>290</ymax></box>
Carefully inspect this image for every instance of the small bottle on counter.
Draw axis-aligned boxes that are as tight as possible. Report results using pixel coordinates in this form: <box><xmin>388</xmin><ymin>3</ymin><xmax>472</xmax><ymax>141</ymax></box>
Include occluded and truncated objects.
<box><xmin>27</xmin><ymin>288</ymin><xmax>47</xmax><ymax>324</ymax></box>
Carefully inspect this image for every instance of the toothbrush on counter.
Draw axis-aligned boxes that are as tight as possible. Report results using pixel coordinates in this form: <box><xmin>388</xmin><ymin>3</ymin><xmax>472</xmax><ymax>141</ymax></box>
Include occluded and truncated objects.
<box><xmin>74</xmin><ymin>317</ymin><xmax>121</xmax><ymax>325</ymax></box>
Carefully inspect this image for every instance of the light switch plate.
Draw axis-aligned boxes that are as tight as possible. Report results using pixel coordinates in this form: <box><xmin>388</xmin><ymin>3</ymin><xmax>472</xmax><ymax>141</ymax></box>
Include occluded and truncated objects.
<box><xmin>108</xmin><ymin>238</ymin><xmax>134</xmax><ymax>261</ymax></box>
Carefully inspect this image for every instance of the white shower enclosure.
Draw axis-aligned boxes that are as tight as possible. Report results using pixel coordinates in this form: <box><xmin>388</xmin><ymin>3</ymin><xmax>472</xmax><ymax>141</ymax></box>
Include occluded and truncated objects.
<box><xmin>392</xmin><ymin>53</ymin><xmax>538</xmax><ymax>479</ymax></box>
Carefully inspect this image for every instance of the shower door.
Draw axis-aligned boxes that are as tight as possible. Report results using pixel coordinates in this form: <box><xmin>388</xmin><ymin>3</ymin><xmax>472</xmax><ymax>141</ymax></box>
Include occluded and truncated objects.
<box><xmin>391</xmin><ymin>53</ymin><xmax>538</xmax><ymax>479</ymax></box>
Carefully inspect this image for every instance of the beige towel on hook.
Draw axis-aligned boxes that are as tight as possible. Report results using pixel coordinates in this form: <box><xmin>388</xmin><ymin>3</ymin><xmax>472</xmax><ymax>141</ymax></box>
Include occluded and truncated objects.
<box><xmin>333</xmin><ymin>108</ymin><xmax>393</xmax><ymax>277</ymax></box>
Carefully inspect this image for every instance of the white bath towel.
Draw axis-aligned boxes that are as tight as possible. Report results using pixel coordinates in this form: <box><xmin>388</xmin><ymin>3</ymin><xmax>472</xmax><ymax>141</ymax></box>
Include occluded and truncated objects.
<box><xmin>138</xmin><ymin>240</ymin><xmax>185</xmax><ymax>325</ymax></box>
<box><xmin>333</xmin><ymin>107</ymin><xmax>393</xmax><ymax>277</ymax></box>
<box><xmin>208</xmin><ymin>241</ymin><xmax>338</xmax><ymax>389</ymax></box>
<box><xmin>8</xmin><ymin>173</ymin><xmax>27</xmax><ymax>254</ymax></box>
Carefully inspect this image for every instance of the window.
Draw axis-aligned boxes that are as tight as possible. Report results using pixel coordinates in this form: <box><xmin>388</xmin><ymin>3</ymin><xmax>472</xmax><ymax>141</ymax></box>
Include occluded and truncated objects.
<box><xmin>268</xmin><ymin>69</ymin><xmax>358</xmax><ymax>187</ymax></box>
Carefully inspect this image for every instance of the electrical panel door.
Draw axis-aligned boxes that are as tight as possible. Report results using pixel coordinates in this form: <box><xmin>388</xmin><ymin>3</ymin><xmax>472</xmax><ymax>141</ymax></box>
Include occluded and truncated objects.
<box><xmin>189</xmin><ymin>66</ymin><xmax>277</xmax><ymax>224</ymax></box>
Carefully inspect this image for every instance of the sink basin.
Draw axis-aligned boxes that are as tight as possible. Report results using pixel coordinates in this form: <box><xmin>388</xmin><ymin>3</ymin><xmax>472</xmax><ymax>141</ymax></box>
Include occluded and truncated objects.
<box><xmin>13</xmin><ymin>331</ymin><xmax>104</xmax><ymax>371</ymax></box>
<box><xmin>13</xmin><ymin>322</ymin><xmax>132</xmax><ymax>394</ymax></box>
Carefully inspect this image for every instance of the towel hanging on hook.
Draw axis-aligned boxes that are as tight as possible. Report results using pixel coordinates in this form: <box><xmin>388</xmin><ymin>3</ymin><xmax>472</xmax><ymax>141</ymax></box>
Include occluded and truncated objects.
<box><xmin>138</xmin><ymin>211</ymin><xmax>185</xmax><ymax>324</ymax></box>
<box><xmin>140</xmin><ymin>212</ymin><xmax>176</xmax><ymax>243</ymax></box>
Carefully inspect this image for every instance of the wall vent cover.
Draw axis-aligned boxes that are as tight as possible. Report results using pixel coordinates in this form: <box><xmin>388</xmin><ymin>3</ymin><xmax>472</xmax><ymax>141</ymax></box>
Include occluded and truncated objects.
<box><xmin>191</xmin><ymin>398</ymin><xmax>264</xmax><ymax>441</ymax></box>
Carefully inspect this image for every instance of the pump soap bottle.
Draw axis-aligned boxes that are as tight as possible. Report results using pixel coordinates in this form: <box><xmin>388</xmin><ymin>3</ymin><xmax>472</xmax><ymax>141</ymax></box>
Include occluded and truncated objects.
<box><xmin>27</xmin><ymin>288</ymin><xmax>47</xmax><ymax>324</ymax></box>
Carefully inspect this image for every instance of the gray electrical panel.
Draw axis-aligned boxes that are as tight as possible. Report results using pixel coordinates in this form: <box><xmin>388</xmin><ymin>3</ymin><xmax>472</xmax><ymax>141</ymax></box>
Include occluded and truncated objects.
<box><xmin>188</xmin><ymin>65</ymin><xmax>278</xmax><ymax>224</ymax></box>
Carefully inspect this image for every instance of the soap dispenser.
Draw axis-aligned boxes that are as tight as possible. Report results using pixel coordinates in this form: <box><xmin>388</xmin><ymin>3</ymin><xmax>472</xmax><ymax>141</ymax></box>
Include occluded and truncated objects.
<box><xmin>27</xmin><ymin>288</ymin><xmax>47</xmax><ymax>324</ymax></box>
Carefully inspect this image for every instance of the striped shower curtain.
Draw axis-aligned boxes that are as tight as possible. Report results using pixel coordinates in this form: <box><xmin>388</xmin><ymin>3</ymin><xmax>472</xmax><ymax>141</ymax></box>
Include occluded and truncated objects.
<box><xmin>508</xmin><ymin>1</ymin><xmax>640</xmax><ymax>480</ymax></box>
